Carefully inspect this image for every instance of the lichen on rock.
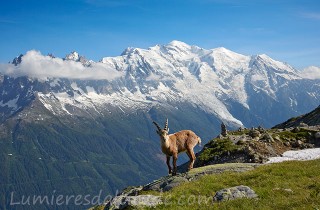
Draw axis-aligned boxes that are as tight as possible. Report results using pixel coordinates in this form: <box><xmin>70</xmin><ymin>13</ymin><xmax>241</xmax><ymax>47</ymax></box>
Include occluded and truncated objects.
<box><xmin>213</xmin><ymin>185</ymin><xmax>258</xmax><ymax>202</ymax></box>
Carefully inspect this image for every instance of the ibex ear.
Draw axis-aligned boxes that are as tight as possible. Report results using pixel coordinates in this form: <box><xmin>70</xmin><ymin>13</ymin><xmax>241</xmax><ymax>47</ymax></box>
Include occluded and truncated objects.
<box><xmin>166</xmin><ymin>128</ymin><xmax>169</xmax><ymax>133</ymax></box>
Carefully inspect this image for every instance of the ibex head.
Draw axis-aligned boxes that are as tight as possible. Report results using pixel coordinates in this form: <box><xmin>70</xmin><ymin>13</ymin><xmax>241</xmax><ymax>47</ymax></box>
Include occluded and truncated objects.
<box><xmin>153</xmin><ymin>119</ymin><xmax>170</xmax><ymax>140</ymax></box>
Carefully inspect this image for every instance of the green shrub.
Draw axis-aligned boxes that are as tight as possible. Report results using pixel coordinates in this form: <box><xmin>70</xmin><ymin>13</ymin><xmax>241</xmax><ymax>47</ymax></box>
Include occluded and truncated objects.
<box><xmin>198</xmin><ymin>138</ymin><xmax>240</xmax><ymax>163</ymax></box>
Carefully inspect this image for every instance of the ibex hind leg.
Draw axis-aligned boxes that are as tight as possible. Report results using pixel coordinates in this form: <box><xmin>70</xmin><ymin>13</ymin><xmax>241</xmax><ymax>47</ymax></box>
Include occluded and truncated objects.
<box><xmin>186</xmin><ymin>148</ymin><xmax>196</xmax><ymax>171</ymax></box>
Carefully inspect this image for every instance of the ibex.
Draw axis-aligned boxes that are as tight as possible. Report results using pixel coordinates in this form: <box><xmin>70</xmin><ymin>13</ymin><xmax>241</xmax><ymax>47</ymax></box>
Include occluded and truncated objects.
<box><xmin>153</xmin><ymin>119</ymin><xmax>201</xmax><ymax>175</ymax></box>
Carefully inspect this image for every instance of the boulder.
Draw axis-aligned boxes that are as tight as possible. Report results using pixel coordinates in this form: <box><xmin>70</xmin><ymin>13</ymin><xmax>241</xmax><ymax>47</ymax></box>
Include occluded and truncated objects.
<box><xmin>292</xmin><ymin>127</ymin><xmax>301</xmax><ymax>133</ymax></box>
<box><xmin>261</xmin><ymin>133</ymin><xmax>274</xmax><ymax>143</ymax></box>
<box><xmin>117</xmin><ymin>186</ymin><xmax>143</xmax><ymax>196</ymax></box>
<box><xmin>299</xmin><ymin>122</ymin><xmax>308</xmax><ymax>127</ymax></box>
<box><xmin>213</xmin><ymin>185</ymin><xmax>258</xmax><ymax>202</ymax></box>
<box><xmin>106</xmin><ymin>195</ymin><xmax>162</xmax><ymax>210</ymax></box>
<box><xmin>143</xmin><ymin>175</ymin><xmax>188</xmax><ymax>192</ymax></box>
<box><xmin>273</xmin><ymin>135</ymin><xmax>281</xmax><ymax>141</ymax></box>
<box><xmin>291</xmin><ymin>140</ymin><xmax>303</xmax><ymax>148</ymax></box>
<box><xmin>257</xmin><ymin>125</ymin><xmax>265</xmax><ymax>132</ymax></box>
<box><xmin>249</xmin><ymin>129</ymin><xmax>261</xmax><ymax>138</ymax></box>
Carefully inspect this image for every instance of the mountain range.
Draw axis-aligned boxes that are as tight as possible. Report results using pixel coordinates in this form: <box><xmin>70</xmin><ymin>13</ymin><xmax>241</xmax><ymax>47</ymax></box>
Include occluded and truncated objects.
<box><xmin>0</xmin><ymin>40</ymin><xmax>319</xmax><ymax>209</ymax></box>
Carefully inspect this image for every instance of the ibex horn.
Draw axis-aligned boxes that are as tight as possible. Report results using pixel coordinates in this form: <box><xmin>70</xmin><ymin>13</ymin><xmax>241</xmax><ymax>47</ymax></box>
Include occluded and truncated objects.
<box><xmin>153</xmin><ymin>121</ymin><xmax>161</xmax><ymax>131</ymax></box>
<box><xmin>164</xmin><ymin>119</ymin><xmax>168</xmax><ymax>131</ymax></box>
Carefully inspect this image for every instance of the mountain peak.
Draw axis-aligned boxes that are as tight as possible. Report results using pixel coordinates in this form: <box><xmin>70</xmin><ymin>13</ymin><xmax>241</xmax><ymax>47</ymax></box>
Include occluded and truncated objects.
<box><xmin>65</xmin><ymin>51</ymin><xmax>80</xmax><ymax>61</ymax></box>
<box><xmin>212</xmin><ymin>47</ymin><xmax>247</xmax><ymax>58</ymax></box>
<box><xmin>121</xmin><ymin>47</ymin><xmax>135</xmax><ymax>55</ymax></box>
<box><xmin>167</xmin><ymin>40</ymin><xmax>191</xmax><ymax>49</ymax></box>
<box><xmin>256</xmin><ymin>54</ymin><xmax>272</xmax><ymax>61</ymax></box>
<box><xmin>254</xmin><ymin>54</ymin><xmax>296</xmax><ymax>73</ymax></box>
<box><xmin>47</xmin><ymin>53</ymin><xmax>55</xmax><ymax>58</ymax></box>
<box><xmin>64</xmin><ymin>51</ymin><xmax>93</xmax><ymax>67</ymax></box>
<box><xmin>12</xmin><ymin>54</ymin><xmax>23</xmax><ymax>66</ymax></box>
<box><xmin>213</xmin><ymin>47</ymin><xmax>230</xmax><ymax>52</ymax></box>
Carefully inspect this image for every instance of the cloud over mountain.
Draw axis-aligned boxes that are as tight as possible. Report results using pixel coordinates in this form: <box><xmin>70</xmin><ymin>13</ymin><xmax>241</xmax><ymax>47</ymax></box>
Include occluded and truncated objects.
<box><xmin>0</xmin><ymin>50</ymin><xmax>124</xmax><ymax>80</ymax></box>
<box><xmin>299</xmin><ymin>66</ymin><xmax>320</xmax><ymax>79</ymax></box>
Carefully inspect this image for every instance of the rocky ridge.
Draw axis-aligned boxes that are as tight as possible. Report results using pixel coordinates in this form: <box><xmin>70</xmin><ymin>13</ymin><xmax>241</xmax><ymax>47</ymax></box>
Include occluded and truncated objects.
<box><xmin>274</xmin><ymin>105</ymin><xmax>320</xmax><ymax>128</ymax></box>
<box><xmin>192</xmin><ymin>124</ymin><xmax>320</xmax><ymax>167</ymax></box>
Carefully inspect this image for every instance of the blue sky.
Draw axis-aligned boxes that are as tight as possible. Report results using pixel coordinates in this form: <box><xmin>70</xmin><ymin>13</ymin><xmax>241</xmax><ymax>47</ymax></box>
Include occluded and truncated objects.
<box><xmin>0</xmin><ymin>0</ymin><xmax>319</xmax><ymax>69</ymax></box>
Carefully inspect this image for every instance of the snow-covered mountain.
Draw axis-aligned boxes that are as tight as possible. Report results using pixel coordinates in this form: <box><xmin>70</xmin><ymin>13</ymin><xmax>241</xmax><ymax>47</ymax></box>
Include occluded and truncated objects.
<box><xmin>1</xmin><ymin>40</ymin><xmax>319</xmax><ymax>128</ymax></box>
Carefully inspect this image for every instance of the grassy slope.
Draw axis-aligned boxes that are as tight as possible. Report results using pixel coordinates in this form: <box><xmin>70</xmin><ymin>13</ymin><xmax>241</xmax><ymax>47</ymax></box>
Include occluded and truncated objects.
<box><xmin>146</xmin><ymin>159</ymin><xmax>320</xmax><ymax>210</ymax></box>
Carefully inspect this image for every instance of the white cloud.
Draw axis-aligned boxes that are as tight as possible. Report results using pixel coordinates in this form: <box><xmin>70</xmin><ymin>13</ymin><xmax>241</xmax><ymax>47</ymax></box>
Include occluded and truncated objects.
<box><xmin>299</xmin><ymin>66</ymin><xmax>320</xmax><ymax>79</ymax></box>
<box><xmin>0</xmin><ymin>50</ymin><xmax>124</xmax><ymax>80</ymax></box>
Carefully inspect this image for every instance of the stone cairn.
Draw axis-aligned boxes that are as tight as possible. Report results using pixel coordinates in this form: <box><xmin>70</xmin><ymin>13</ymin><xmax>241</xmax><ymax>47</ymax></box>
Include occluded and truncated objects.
<box><xmin>221</xmin><ymin>122</ymin><xmax>228</xmax><ymax>137</ymax></box>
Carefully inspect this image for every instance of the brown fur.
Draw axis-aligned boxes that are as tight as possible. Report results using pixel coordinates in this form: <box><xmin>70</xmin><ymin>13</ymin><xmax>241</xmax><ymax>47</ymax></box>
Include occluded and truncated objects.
<box><xmin>153</xmin><ymin>120</ymin><xmax>201</xmax><ymax>175</ymax></box>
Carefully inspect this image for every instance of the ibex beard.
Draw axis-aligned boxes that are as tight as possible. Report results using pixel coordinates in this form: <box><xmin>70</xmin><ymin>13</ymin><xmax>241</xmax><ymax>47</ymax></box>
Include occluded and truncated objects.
<box><xmin>153</xmin><ymin>119</ymin><xmax>201</xmax><ymax>176</ymax></box>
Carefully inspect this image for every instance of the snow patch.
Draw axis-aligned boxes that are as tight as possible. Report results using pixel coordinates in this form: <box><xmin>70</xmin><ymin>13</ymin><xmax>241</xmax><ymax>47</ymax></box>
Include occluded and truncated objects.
<box><xmin>266</xmin><ymin>148</ymin><xmax>320</xmax><ymax>163</ymax></box>
<box><xmin>50</xmin><ymin>79</ymin><xmax>60</xmax><ymax>87</ymax></box>
<box><xmin>0</xmin><ymin>95</ymin><xmax>19</xmax><ymax>111</ymax></box>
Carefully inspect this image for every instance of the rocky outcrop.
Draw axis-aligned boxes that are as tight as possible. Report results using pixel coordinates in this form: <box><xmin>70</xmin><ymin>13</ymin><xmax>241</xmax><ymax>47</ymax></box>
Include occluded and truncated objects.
<box><xmin>213</xmin><ymin>185</ymin><xmax>258</xmax><ymax>201</ymax></box>
<box><xmin>143</xmin><ymin>163</ymin><xmax>259</xmax><ymax>192</ymax></box>
<box><xmin>103</xmin><ymin>163</ymin><xmax>259</xmax><ymax>210</ymax></box>
<box><xmin>187</xmin><ymin>126</ymin><xmax>320</xmax><ymax>168</ymax></box>
<box><xmin>105</xmin><ymin>195</ymin><xmax>163</xmax><ymax>210</ymax></box>
<box><xmin>248</xmin><ymin>129</ymin><xmax>261</xmax><ymax>138</ymax></box>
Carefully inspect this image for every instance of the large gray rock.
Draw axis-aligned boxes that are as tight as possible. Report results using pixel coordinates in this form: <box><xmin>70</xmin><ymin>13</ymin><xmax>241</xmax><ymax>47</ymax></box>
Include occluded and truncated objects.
<box><xmin>249</xmin><ymin>129</ymin><xmax>261</xmax><ymax>138</ymax></box>
<box><xmin>213</xmin><ymin>185</ymin><xmax>258</xmax><ymax>201</ymax></box>
<box><xmin>117</xmin><ymin>186</ymin><xmax>143</xmax><ymax>196</ymax></box>
<box><xmin>260</xmin><ymin>133</ymin><xmax>274</xmax><ymax>143</ymax></box>
<box><xmin>106</xmin><ymin>195</ymin><xmax>162</xmax><ymax>210</ymax></box>
<box><xmin>143</xmin><ymin>175</ymin><xmax>188</xmax><ymax>192</ymax></box>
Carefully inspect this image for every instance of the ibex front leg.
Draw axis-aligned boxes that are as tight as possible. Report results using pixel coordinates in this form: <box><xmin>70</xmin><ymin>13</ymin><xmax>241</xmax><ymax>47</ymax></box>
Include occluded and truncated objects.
<box><xmin>166</xmin><ymin>155</ymin><xmax>172</xmax><ymax>174</ymax></box>
<box><xmin>172</xmin><ymin>153</ymin><xmax>178</xmax><ymax>176</ymax></box>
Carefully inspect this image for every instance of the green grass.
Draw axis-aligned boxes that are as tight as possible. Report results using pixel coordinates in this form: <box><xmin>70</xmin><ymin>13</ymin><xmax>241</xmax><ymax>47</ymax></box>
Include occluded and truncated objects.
<box><xmin>144</xmin><ymin>159</ymin><xmax>320</xmax><ymax>210</ymax></box>
<box><xmin>276</xmin><ymin>128</ymin><xmax>313</xmax><ymax>141</ymax></box>
<box><xmin>228</xmin><ymin>129</ymin><xmax>250</xmax><ymax>136</ymax></box>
